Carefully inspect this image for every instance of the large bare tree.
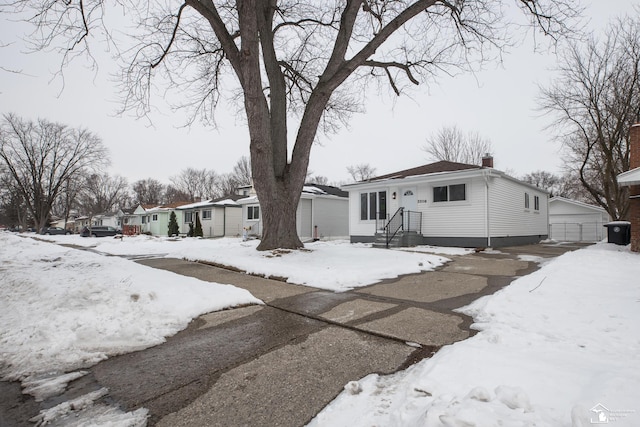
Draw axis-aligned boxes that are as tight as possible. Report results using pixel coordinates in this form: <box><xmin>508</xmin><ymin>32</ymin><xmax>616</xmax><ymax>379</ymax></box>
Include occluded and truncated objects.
<box><xmin>79</xmin><ymin>173</ymin><xmax>129</xmax><ymax>225</ymax></box>
<box><xmin>0</xmin><ymin>113</ymin><xmax>108</xmax><ymax>231</ymax></box>
<box><xmin>218</xmin><ymin>156</ymin><xmax>253</xmax><ymax>196</ymax></box>
<box><xmin>132</xmin><ymin>178</ymin><xmax>166</xmax><ymax>205</ymax></box>
<box><xmin>347</xmin><ymin>163</ymin><xmax>377</xmax><ymax>182</ymax></box>
<box><xmin>7</xmin><ymin>1</ymin><xmax>579</xmax><ymax>249</ymax></box>
<box><xmin>423</xmin><ymin>125</ymin><xmax>493</xmax><ymax>165</ymax></box>
<box><xmin>170</xmin><ymin>167</ymin><xmax>219</xmax><ymax>201</ymax></box>
<box><xmin>539</xmin><ymin>15</ymin><xmax>640</xmax><ymax>220</ymax></box>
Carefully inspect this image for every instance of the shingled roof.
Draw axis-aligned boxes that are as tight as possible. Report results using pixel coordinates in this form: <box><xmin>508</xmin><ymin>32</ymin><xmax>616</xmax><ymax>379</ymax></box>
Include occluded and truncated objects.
<box><xmin>367</xmin><ymin>160</ymin><xmax>481</xmax><ymax>181</ymax></box>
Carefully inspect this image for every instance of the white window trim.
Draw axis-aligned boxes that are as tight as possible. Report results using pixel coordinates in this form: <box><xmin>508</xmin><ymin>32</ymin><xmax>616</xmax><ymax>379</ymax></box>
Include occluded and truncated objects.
<box><xmin>359</xmin><ymin>190</ymin><xmax>387</xmax><ymax>222</ymax></box>
<box><xmin>430</xmin><ymin>182</ymin><xmax>470</xmax><ymax>206</ymax></box>
<box><xmin>247</xmin><ymin>205</ymin><xmax>260</xmax><ymax>221</ymax></box>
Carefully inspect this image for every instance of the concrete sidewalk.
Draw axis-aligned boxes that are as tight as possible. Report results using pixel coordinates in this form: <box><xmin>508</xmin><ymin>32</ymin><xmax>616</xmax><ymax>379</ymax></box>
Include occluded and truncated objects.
<box><xmin>0</xmin><ymin>242</ymin><xmax>585</xmax><ymax>426</ymax></box>
<box><xmin>136</xmin><ymin>243</ymin><xmax>581</xmax><ymax>426</ymax></box>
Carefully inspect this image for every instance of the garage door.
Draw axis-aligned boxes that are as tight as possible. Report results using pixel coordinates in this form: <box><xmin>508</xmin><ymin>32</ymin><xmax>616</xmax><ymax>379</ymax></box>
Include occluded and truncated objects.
<box><xmin>549</xmin><ymin>214</ymin><xmax>605</xmax><ymax>242</ymax></box>
<box><xmin>297</xmin><ymin>199</ymin><xmax>312</xmax><ymax>239</ymax></box>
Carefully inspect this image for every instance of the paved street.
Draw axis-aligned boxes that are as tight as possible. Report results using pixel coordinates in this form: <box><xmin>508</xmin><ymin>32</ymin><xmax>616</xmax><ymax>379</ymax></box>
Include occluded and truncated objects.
<box><xmin>0</xmin><ymin>242</ymin><xmax>587</xmax><ymax>426</ymax></box>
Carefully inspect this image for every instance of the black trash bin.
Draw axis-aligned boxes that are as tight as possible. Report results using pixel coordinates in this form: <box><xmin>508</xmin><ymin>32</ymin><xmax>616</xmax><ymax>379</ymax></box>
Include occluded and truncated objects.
<box><xmin>604</xmin><ymin>221</ymin><xmax>631</xmax><ymax>245</ymax></box>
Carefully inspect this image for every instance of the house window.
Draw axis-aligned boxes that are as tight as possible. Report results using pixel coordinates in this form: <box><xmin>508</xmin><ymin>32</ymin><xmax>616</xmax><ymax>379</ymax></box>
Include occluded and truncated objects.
<box><xmin>142</xmin><ymin>216</ymin><xmax>147</xmax><ymax>224</ymax></box>
<box><xmin>184</xmin><ymin>212</ymin><xmax>193</xmax><ymax>223</ymax></box>
<box><xmin>525</xmin><ymin>193</ymin><xmax>530</xmax><ymax>209</ymax></box>
<box><xmin>152</xmin><ymin>214</ymin><xmax>158</xmax><ymax>221</ymax></box>
<box><xmin>433</xmin><ymin>184</ymin><xmax>466</xmax><ymax>202</ymax></box>
<box><xmin>534</xmin><ymin>195</ymin><xmax>540</xmax><ymax>211</ymax></box>
<box><xmin>124</xmin><ymin>218</ymin><xmax>129</xmax><ymax>224</ymax></box>
<box><xmin>202</xmin><ymin>210</ymin><xmax>212</xmax><ymax>220</ymax></box>
<box><xmin>247</xmin><ymin>206</ymin><xmax>260</xmax><ymax>220</ymax></box>
<box><xmin>433</xmin><ymin>186</ymin><xmax>448</xmax><ymax>202</ymax></box>
<box><xmin>450</xmin><ymin>184</ymin><xmax>465</xmax><ymax>201</ymax></box>
<box><xmin>360</xmin><ymin>191</ymin><xmax>387</xmax><ymax>220</ymax></box>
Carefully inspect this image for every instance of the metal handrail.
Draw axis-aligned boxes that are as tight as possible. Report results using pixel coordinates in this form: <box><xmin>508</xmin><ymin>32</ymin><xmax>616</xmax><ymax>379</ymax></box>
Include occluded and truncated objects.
<box><xmin>384</xmin><ymin>208</ymin><xmax>404</xmax><ymax>248</ymax></box>
<box><xmin>376</xmin><ymin>208</ymin><xmax>423</xmax><ymax>248</ymax></box>
<box><xmin>404</xmin><ymin>210</ymin><xmax>422</xmax><ymax>233</ymax></box>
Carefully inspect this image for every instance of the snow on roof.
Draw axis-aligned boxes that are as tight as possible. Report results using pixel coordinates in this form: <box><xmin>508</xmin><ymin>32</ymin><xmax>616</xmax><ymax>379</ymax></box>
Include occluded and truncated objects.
<box><xmin>212</xmin><ymin>199</ymin><xmax>239</xmax><ymax>206</ymax></box>
<box><xmin>302</xmin><ymin>185</ymin><xmax>327</xmax><ymax>195</ymax></box>
<box><xmin>618</xmin><ymin>167</ymin><xmax>640</xmax><ymax>186</ymax></box>
<box><xmin>236</xmin><ymin>196</ymin><xmax>259</xmax><ymax>204</ymax></box>
<box><xmin>549</xmin><ymin>196</ymin><xmax>608</xmax><ymax>213</ymax></box>
<box><xmin>177</xmin><ymin>200</ymin><xmax>215</xmax><ymax>209</ymax></box>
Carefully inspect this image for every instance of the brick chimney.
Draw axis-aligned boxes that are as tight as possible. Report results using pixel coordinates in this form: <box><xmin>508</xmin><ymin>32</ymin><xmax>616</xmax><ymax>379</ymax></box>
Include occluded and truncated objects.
<box><xmin>629</xmin><ymin>124</ymin><xmax>640</xmax><ymax>252</ymax></box>
<box><xmin>481</xmin><ymin>154</ymin><xmax>493</xmax><ymax>168</ymax></box>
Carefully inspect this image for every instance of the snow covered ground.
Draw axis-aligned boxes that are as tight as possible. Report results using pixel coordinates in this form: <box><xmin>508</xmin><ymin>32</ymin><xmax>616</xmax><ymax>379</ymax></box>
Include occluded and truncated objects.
<box><xmin>308</xmin><ymin>243</ymin><xmax>640</xmax><ymax>427</ymax></box>
<box><xmin>0</xmin><ymin>232</ymin><xmax>261</xmax><ymax>426</ymax></box>
<box><xmin>34</xmin><ymin>234</ymin><xmax>451</xmax><ymax>291</ymax></box>
<box><xmin>1</xmin><ymin>233</ymin><xmax>449</xmax><ymax>425</ymax></box>
<box><xmin>4</xmin><ymin>233</ymin><xmax>639</xmax><ymax>426</ymax></box>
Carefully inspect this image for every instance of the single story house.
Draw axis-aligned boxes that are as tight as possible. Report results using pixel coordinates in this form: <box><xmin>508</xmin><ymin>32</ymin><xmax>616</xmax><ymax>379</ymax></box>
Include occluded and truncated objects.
<box><xmin>73</xmin><ymin>216</ymin><xmax>91</xmax><ymax>233</ymax></box>
<box><xmin>121</xmin><ymin>207</ymin><xmax>142</xmax><ymax>235</ymax></box>
<box><xmin>92</xmin><ymin>210</ymin><xmax>124</xmax><ymax>229</ymax></box>
<box><xmin>237</xmin><ymin>184</ymin><xmax>349</xmax><ymax>241</ymax></box>
<box><xmin>548</xmin><ymin>197</ymin><xmax>610</xmax><ymax>242</ymax></box>
<box><xmin>134</xmin><ymin>202</ymin><xmax>187</xmax><ymax>236</ymax></box>
<box><xmin>343</xmin><ymin>157</ymin><xmax>549</xmax><ymax>248</ymax></box>
<box><xmin>177</xmin><ymin>196</ymin><xmax>244</xmax><ymax>238</ymax></box>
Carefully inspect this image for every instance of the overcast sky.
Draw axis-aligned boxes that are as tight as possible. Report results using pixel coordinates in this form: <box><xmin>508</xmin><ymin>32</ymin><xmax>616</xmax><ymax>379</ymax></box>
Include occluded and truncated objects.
<box><xmin>1</xmin><ymin>2</ymin><xmax>638</xmax><ymax>186</ymax></box>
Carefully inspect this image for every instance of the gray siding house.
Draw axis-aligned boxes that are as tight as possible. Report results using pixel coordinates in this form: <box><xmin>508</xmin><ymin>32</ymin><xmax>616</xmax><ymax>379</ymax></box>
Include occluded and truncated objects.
<box><xmin>177</xmin><ymin>196</ymin><xmax>244</xmax><ymax>238</ymax></box>
<box><xmin>238</xmin><ymin>184</ymin><xmax>349</xmax><ymax>241</ymax></box>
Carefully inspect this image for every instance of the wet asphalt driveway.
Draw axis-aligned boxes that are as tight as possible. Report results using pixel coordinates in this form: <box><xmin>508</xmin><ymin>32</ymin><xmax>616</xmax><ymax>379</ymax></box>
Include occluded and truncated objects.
<box><xmin>0</xmin><ymin>242</ymin><xmax>588</xmax><ymax>426</ymax></box>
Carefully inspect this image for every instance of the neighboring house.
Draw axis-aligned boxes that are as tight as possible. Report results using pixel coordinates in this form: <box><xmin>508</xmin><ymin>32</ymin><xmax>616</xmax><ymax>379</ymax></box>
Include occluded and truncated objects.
<box><xmin>177</xmin><ymin>196</ymin><xmax>244</xmax><ymax>238</ymax></box>
<box><xmin>343</xmin><ymin>157</ymin><xmax>549</xmax><ymax>248</ymax></box>
<box><xmin>73</xmin><ymin>216</ymin><xmax>91</xmax><ymax>233</ymax></box>
<box><xmin>92</xmin><ymin>210</ymin><xmax>124</xmax><ymax>229</ymax></box>
<box><xmin>237</xmin><ymin>184</ymin><xmax>349</xmax><ymax>241</ymax></box>
<box><xmin>548</xmin><ymin>197</ymin><xmax>610</xmax><ymax>242</ymax></box>
<box><xmin>617</xmin><ymin>124</ymin><xmax>640</xmax><ymax>252</ymax></box>
<box><xmin>50</xmin><ymin>216</ymin><xmax>76</xmax><ymax>232</ymax></box>
<box><xmin>135</xmin><ymin>202</ymin><xmax>187</xmax><ymax>236</ymax></box>
<box><xmin>121</xmin><ymin>207</ymin><xmax>142</xmax><ymax>235</ymax></box>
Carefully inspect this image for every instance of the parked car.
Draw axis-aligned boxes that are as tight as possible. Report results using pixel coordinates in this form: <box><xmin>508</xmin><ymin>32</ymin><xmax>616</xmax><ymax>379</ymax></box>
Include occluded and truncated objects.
<box><xmin>80</xmin><ymin>226</ymin><xmax>120</xmax><ymax>237</ymax></box>
<box><xmin>40</xmin><ymin>227</ymin><xmax>72</xmax><ymax>235</ymax></box>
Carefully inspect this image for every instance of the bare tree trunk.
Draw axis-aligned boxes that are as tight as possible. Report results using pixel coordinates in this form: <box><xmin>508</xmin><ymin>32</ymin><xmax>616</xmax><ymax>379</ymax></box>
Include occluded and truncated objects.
<box><xmin>256</xmin><ymin>179</ymin><xmax>303</xmax><ymax>250</ymax></box>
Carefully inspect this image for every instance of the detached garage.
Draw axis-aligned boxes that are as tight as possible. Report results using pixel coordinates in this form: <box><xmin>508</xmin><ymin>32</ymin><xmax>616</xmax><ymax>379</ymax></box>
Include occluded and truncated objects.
<box><xmin>549</xmin><ymin>197</ymin><xmax>610</xmax><ymax>242</ymax></box>
<box><xmin>238</xmin><ymin>184</ymin><xmax>349</xmax><ymax>241</ymax></box>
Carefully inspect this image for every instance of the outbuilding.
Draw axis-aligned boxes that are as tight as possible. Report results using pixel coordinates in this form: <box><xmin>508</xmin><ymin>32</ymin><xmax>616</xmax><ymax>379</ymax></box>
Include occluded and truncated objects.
<box><xmin>548</xmin><ymin>197</ymin><xmax>610</xmax><ymax>242</ymax></box>
<box><xmin>238</xmin><ymin>184</ymin><xmax>349</xmax><ymax>241</ymax></box>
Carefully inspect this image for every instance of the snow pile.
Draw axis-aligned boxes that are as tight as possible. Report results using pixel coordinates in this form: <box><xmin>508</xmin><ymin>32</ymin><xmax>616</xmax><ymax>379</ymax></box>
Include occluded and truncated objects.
<box><xmin>308</xmin><ymin>243</ymin><xmax>640</xmax><ymax>426</ymax></box>
<box><xmin>37</xmin><ymin>235</ymin><xmax>450</xmax><ymax>291</ymax></box>
<box><xmin>29</xmin><ymin>388</ymin><xmax>148</xmax><ymax>427</ymax></box>
<box><xmin>0</xmin><ymin>233</ymin><xmax>261</xmax><ymax>424</ymax></box>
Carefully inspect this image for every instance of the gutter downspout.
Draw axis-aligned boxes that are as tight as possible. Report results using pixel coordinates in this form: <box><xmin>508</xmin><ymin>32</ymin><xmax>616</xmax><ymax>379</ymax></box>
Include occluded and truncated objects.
<box><xmin>484</xmin><ymin>170</ymin><xmax>492</xmax><ymax>248</ymax></box>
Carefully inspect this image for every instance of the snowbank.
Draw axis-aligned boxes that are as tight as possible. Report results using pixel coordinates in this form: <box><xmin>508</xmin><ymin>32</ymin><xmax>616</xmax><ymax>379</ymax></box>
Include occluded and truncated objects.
<box><xmin>1</xmin><ymin>233</ymin><xmax>261</xmax><ymax>424</ymax></box>
<box><xmin>308</xmin><ymin>243</ymin><xmax>640</xmax><ymax>426</ymax></box>
<box><xmin>36</xmin><ymin>235</ymin><xmax>449</xmax><ymax>291</ymax></box>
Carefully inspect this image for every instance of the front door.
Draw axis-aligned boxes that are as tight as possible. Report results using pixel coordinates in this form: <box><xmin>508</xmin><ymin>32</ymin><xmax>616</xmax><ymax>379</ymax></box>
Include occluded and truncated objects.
<box><xmin>401</xmin><ymin>188</ymin><xmax>417</xmax><ymax>211</ymax></box>
<box><xmin>401</xmin><ymin>188</ymin><xmax>419</xmax><ymax>232</ymax></box>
